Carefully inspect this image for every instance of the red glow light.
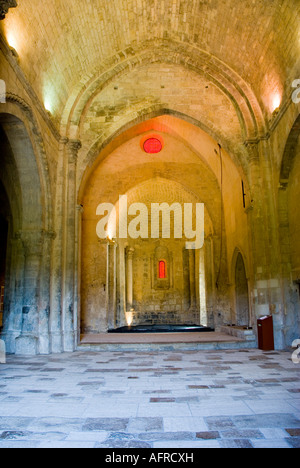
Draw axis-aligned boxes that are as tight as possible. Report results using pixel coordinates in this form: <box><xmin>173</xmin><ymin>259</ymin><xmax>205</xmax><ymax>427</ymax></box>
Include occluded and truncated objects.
<box><xmin>143</xmin><ymin>138</ymin><xmax>163</xmax><ymax>154</ymax></box>
<box><xmin>159</xmin><ymin>261</ymin><xmax>166</xmax><ymax>279</ymax></box>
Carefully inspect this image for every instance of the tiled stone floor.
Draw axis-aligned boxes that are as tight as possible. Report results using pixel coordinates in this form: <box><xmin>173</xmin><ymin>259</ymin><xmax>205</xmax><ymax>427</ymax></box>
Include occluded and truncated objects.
<box><xmin>0</xmin><ymin>348</ymin><xmax>299</xmax><ymax>448</ymax></box>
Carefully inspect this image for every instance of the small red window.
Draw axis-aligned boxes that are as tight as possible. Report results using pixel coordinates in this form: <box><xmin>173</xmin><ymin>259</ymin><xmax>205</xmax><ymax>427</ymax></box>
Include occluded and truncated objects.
<box><xmin>158</xmin><ymin>261</ymin><xmax>166</xmax><ymax>279</ymax></box>
<box><xmin>143</xmin><ymin>138</ymin><xmax>163</xmax><ymax>154</ymax></box>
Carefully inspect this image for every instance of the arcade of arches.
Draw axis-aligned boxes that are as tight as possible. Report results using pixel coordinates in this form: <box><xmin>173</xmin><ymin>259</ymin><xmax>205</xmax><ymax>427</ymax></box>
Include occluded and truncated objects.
<box><xmin>0</xmin><ymin>0</ymin><xmax>299</xmax><ymax>355</ymax></box>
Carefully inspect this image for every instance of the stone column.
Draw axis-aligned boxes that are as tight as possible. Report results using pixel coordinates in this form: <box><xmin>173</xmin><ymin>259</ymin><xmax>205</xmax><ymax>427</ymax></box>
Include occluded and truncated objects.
<box><xmin>203</xmin><ymin>234</ymin><xmax>217</xmax><ymax>329</ymax></box>
<box><xmin>188</xmin><ymin>249</ymin><xmax>196</xmax><ymax>310</ymax></box>
<box><xmin>38</xmin><ymin>230</ymin><xmax>56</xmax><ymax>355</ymax></box>
<box><xmin>126</xmin><ymin>247</ymin><xmax>134</xmax><ymax>311</ymax></box>
<box><xmin>62</xmin><ymin>139</ymin><xmax>81</xmax><ymax>352</ymax></box>
<box><xmin>199</xmin><ymin>246</ymin><xmax>207</xmax><ymax>326</ymax></box>
<box><xmin>246</xmin><ymin>143</ymin><xmax>269</xmax><ymax>316</ymax></box>
<box><xmin>119</xmin><ymin>243</ymin><xmax>126</xmax><ymax>327</ymax></box>
<box><xmin>1</xmin><ymin>231</ymin><xmax>24</xmax><ymax>354</ymax></box>
<box><xmin>106</xmin><ymin>240</ymin><xmax>115</xmax><ymax>330</ymax></box>
<box><xmin>112</xmin><ymin>242</ymin><xmax>118</xmax><ymax>328</ymax></box>
<box><xmin>277</xmin><ymin>182</ymin><xmax>300</xmax><ymax>347</ymax></box>
<box><xmin>49</xmin><ymin>137</ymin><xmax>68</xmax><ymax>354</ymax></box>
<box><xmin>15</xmin><ymin>230</ymin><xmax>44</xmax><ymax>355</ymax></box>
<box><xmin>106</xmin><ymin>241</ymin><xmax>110</xmax><ymax>318</ymax></box>
<box><xmin>246</xmin><ymin>140</ymin><xmax>285</xmax><ymax>348</ymax></box>
<box><xmin>74</xmin><ymin>204</ymin><xmax>84</xmax><ymax>344</ymax></box>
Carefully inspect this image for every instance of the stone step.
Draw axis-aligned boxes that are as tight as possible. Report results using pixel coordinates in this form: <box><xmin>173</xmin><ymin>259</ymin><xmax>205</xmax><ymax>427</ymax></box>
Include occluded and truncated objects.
<box><xmin>220</xmin><ymin>326</ymin><xmax>257</xmax><ymax>342</ymax></box>
<box><xmin>78</xmin><ymin>332</ymin><xmax>258</xmax><ymax>352</ymax></box>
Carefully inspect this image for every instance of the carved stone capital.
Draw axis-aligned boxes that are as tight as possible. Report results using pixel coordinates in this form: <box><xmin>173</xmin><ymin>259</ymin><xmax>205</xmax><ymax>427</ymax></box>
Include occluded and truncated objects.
<box><xmin>67</xmin><ymin>139</ymin><xmax>82</xmax><ymax>164</ymax></box>
<box><xmin>126</xmin><ymin>247</ymin><xmax>135</xmax><ymax>259</ymax></box>
<box><xmin>59</xmin><ymin>137</ymin><xmax>69</xmax><ymax>146</ymax></box>
<box><xmin>244</xmin><ymin>139</ymin><xmax>260</xmax><ymax>164</ymax></box>
<box><xmin>0</xmin><ymin>0</ymin><xmax>17</xmax><ymax>20</ymax></box>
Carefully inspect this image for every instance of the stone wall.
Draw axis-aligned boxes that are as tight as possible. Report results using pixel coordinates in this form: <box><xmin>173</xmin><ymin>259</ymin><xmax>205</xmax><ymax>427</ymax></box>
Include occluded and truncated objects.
<box><xmin>127</xmin><ymin>310</ymin><xmax>200</xmax><ymax>328</ymax></box>
<box><xmin>0</xmin><ymin>1</ymin><xmax>299</xmax><ymax>353</ymax></box>
<box><xmin>288</xmin><ymin>137</ymin><xmax>300</xmax><ymax>281</ymax></box>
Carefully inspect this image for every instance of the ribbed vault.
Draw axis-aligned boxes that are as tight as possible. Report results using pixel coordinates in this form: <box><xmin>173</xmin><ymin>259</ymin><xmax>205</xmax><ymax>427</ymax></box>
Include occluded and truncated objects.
<box><xmin>2</xmin><ymin>0</ymin><xmax>299</xmax><ymax>128</ymax></box>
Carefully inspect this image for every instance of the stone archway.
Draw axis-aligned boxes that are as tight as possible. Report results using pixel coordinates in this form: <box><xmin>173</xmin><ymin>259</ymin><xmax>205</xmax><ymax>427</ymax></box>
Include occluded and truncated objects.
<box><xmin>0</xmin><ymin>181</ymin><xmax>10</xmax><ymax>330</ymax></box>
<box><xmin>277</xmin><ymin>114</ymin><xmax>300</xmax><ymax>346</ymax></box>
<box><xmin>0</xmin><ymin>113</ymin><xmax>52</xmax><ymax>355</ymax></box>
<box><xmin>78</xmin><ymin>123</ymin><xmax>226</xmax><ymax>336</ymax></box>
<box><xmin>104</xmin><ymin>178</ymin><xmax>211</xmax><ymax>330</ymax></box>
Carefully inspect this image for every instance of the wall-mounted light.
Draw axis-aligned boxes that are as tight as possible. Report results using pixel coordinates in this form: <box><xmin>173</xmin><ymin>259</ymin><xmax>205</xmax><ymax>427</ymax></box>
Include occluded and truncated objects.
<box><xmin>5</xmin><ymin>20</ymin><xmax>23</xmax><ymax>63</ymax></box>
<box><xmin>271</xmin><ymin>92</ymin><xmax>281</xmax><ymax>114</ymax></box>
<box><xmin>6</xmin><ymin>29</ymin><xmax>18</xmax><ymax>52</ymax></box>
<box><xmin>44</xmin><ymin>94</ymin><xmax>51</xmax><ymax>111</ymax></box>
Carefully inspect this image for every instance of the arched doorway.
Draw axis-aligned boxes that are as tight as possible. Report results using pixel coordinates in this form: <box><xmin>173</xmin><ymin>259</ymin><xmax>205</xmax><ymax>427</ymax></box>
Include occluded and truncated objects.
<box><xmin>79</xmin><ymin>122</ymin><xmax>224</xmax><ymax>336</ymax></box>
<box><xmin>78</xmin><ymin>114</ymin><xmax>251</xmax><ymax>339</ymax></box>
<box><xmin>234</xmin><ymin>252</ymin><xmax>250</xmax><ymax>327</ymax></box>
<box><xmin>278</xmin><ymin>114</ymin><xmax>300</xmax><ymax>346</ymax></box>
<box><xmin>0</xmin><ymin>182</ymin><xmax>9</xmax><ymax>331</ymax></box>
<box><xmin>0</xmin><ymin>112</ymin><xmax>50</xmax><ymax>354</ymax></box>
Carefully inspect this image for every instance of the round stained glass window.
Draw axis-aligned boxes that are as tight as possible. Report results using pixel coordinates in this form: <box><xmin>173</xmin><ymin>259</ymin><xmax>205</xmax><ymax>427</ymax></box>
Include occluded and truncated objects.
<box><xmin>143</xmin><ymin>137</ymin><xmax>163</xmax><ymax>154</ymax></box>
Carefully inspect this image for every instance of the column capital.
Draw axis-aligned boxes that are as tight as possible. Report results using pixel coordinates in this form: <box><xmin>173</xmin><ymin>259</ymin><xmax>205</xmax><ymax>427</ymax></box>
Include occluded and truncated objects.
<box><xmin>126</xmin><ymin>247</ymin><xmax>135</xmax><ymax>258</ymax></box>
<box><xmin>59</xmin><ymin>137</ymin><xmax>69</xmax><ymax>145</ymax></box>
<box><xmin>66</xmin><ymin>139</ymin><xmax>82</xmax><ymax>164</ymax></box>
<box><xmin>244</xmin><ymin>139</ymin><xmax>260</xmax><ymax>164</ymax></box>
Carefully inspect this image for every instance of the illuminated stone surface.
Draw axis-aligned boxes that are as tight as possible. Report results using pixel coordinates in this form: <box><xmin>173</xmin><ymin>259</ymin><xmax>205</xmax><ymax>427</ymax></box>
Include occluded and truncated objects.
<box><xmin>0</xmin><ymin>1</ymin><xmax>299</xmax><ymax>360</ymax></box>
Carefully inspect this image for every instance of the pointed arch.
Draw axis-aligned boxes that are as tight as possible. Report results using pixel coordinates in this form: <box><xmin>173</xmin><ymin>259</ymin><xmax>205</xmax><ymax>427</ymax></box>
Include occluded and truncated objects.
<box><xmin>231</xmin><ymin>248</ymin><xmax>250</xmax><ymax>327</ymax></box>
<box><xmin>0</xmin><ymin>105</ymin><xmax>53</xmax><ymax>355</ymax></box>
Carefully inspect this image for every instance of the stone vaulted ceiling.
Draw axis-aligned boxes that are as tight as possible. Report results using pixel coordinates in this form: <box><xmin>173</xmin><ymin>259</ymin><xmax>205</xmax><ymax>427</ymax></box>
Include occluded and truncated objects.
<box><xmin>1</xmin><ymin>0</ymin><xmax>300</xmax><ymax>139</ymax></box>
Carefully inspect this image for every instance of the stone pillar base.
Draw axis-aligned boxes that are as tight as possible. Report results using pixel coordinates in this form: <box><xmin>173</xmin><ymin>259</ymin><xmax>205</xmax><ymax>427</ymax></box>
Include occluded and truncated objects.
<box><xmin>63</xmin><ymin>331</ymin><xmax>76</xmax><ymax>353</ymax></box>
<box><xmin>0</xmin><ymin>339</ymin><xmax>6</xmax><ymax>363</ymax></box>
<box><xmin>50</xmin><ymin>332</ymin><xmax>63</xmax><ymax>354</ymax></box>
<box><xmin>15</xmin><ymin>335</ymin><xmax>38</xmax><ymax>356</ymax></box>
<box><xmin>0</xmin><ymin>331</ymin><xmax>19</xmax><ymax>354</ymax></box>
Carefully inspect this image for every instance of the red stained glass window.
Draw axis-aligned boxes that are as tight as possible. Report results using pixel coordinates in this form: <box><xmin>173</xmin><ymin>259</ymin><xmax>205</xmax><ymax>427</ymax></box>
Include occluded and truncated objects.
<box><xmin>143</xmin><ymin>138</ymin><xmax>163</xmax><ymax>154</ymax></box>
<box><xmin>159</xmin><ymin>261</ymin><xmax>166</xmax><ymax>279</ymax></box>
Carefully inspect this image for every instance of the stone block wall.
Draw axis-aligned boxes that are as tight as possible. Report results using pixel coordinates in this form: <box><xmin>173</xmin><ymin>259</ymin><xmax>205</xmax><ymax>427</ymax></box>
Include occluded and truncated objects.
<box><xmin>1</xmin><ymin>1</ymin><xmax>300</xmax><ymax>354</ymax></box>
